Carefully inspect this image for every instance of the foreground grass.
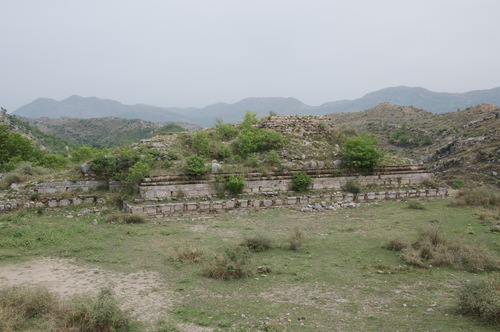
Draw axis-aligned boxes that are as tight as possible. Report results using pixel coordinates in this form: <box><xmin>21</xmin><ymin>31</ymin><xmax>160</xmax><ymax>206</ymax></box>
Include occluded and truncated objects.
<box><xmin>0</xmin><ymin>199</ymin><xmax>498</xmax><ymax>331</ymax></box>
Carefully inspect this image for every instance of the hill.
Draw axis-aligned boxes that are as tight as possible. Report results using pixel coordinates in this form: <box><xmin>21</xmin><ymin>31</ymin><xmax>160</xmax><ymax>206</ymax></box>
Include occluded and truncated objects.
<box><xmin>327</xmin><ymin>103</ymin><xmax>500</xmax><ymax>185</ymax></box>
<box><xmin>19</xmin><ymin>117</ymin><xmax>201</xmax><ymax>149</ymax></box>
<box><xmin>12</xmin><ymin>86</ymin><xmax>500</xmax><ymax>126</ymax></box>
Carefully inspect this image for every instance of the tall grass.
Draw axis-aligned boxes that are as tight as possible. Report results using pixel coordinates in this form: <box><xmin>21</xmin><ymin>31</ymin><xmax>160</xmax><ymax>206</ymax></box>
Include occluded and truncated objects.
<box><xmin>388</xmin><ymin>227</ymin><xmax>500</xmax><ymax>272</ymax></box>
<box><xmin>457</xmin><ymin>279</ymin><xmax>500</xmax><ymax>324</ymax></box>
<box><xmin>0</xmin><ymin>285</ymin><xmax>136</xmax><ymax>332</ymax></box>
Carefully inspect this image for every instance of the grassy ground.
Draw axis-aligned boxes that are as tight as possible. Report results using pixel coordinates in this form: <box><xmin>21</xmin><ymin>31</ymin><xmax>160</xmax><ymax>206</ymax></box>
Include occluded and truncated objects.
<box><xmin>0</xmin><ymin>199</ymin><xmax>498</xmax><ymax>331</ymax></box>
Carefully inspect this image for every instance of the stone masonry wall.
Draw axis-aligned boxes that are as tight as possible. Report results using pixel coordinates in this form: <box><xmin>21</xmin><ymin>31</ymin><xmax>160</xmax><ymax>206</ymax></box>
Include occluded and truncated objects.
<box><xmin>125</xmin><ymin>188</ymin><xmax>449</xmax><ymax>218</ymax></box>
<box><xmin>140</xmin><ymin>169</ymin><xmax>432</xmax><ymax>201</ymax></box>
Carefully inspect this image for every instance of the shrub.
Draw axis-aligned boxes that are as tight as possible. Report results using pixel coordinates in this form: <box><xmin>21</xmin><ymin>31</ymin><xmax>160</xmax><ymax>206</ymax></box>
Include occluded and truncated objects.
<box><xmin>185</xmin><ymin>155</ymin><xmax>210</xmax><ymax>178</ymax></box>
<box><xmin>386</xmin><ymin>237</ymin><xmax>409</xmax><ymax>251</ymax></box>
<box><xmin>291</xmin><ymin>173</ymin><xmax>313</xmax><ymax>192</ymax></box>
<box><xmin>287</xmin><ymin>228</ymin><xmax>305</xmax><ymax>251</ymax></box>
<box><xmin>457</xmin><ymin>279</ymin><xmax>500</xmax><ymax>324</ymax></box>
<box><xmin>215</xmin><ymin>119</ymin><xmax>239</xmax><ymax>141</ymax></box>
<box><xmin>342</xmin><ymin>179</ymin><xmax>362</xmax><ymax>194</ymax></box>
<box><xmin>122</xmin><ymin>214</ymin><xmax>147</xmax><ymax>224</ymax></box>
<box><xmin>224</xmin><ymin>174</ymin><xmax>246</xmax><ymax>195</ymax></box>
<box><xmin>340</xmin><ymin>133</ymin><xmax>384</xmax><ymax>172</ymax></box>
<box><xmin>66</xmin><ymin>287</ymin><xmax>132</xmax><ymax>332</ymax></box>
<box><xmin>170</xmin><ymin>247</ymin><xmax>205</xmax><ymax>263</ymax></box>
<box><xmin>451</xmin><ymin>178</ymin><xmax>466</xmax><ymax>189</ymax></box>
<box><xmin>242</xmin><ymin>233</ymin><xmax>273</xmax><ymax>252</ymax></box>
<box><xmin>408</xmin><ymin>200</ymin><xmax>425</xmax><ymax>210</ymax></box>
<box><xmin>0</xmin><ymin>285</ymin><xmax>61</xmax><ymax>320</ymax></box>
<box><xmin>264</xmin><ymin>150</ymin><xmax>282</xmax><ymax>166</ymax></box>
<box><xmin>422</xmin><ymin>178</ymin><xmax>440</xmax><ymax>189</ymax></box>
<box><xmin>203</xmin><ymin>246</ymin><xmax>251</xmax><ymax>280</ymax></box>
<box><xmin>191</xmin><ymin>131</ymin><xmax>212</xmax><ymax>157</ymax></box>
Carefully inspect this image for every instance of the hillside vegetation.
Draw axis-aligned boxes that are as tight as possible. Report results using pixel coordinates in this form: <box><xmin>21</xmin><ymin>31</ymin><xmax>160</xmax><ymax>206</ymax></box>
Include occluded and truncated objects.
<box><xmin>327</xmin><ymin>103</ymin><xmax>500</xmax><ymax>186</ymax></box>
<box><xmin>20</xmin><ymin>116</ymin><xmax>200</xmax><ymax>148</ymax></box>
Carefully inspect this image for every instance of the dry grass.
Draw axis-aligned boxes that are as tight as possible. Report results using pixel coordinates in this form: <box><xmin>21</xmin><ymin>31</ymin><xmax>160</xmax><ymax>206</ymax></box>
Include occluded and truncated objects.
<box><xmin>287</xmin><ymin>227</ymin><xmax>305</xmax><ymax>251</ymax></box>
<box><xmin>0</xmin><ymin>286</ymin><xmax>135</xmax><ymax>332</ymax></box>
<box><xmin>241</xmin><ymin>233</ymin><xmax>274</xmax><ymax>252</ymax></box>
<box><xmin>203</xmin><ymin>246</ymin><xmax>251</xmax><ymax>280</ymax></box>
<box><xmin>450</xmin><ymin>186</ymin><xmax>500</xmax><ymax>207</ymax></box>
<box><xmin>170</xmin><ymin>247</ymin><xmax>205</xmax><ymax>264</ymax></box>
<box><xmin>389</xmin><ymin>227</ymin><xmax>500</xmax><ymax>272</ymax></box>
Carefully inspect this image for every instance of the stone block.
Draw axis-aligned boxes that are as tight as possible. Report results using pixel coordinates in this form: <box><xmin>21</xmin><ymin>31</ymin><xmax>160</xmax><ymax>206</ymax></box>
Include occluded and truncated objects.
<box><xmin>199</xmin><ymin>201</ymin><xmax>210</xmax><ymax>210</ymax></box>
<box><xmin>263</xmin><ymin>200</ymin><xmax>272</xmax><ymax>207</ymax></box>
<box><xmin>344</xmin><ymin>194</ymin><xmax>354</xmax><ymax>202</ymax></box>
<box><xmin>48</xmin><ymin>200</ymin><xmax>58</xmax><ymax>208</ymax></box>
<box><xmin>225</xmin><ymin>200</ymin><xmax>236</xmax><ymax>209</ymax></box>
<box><xmin>356</xmin><ymin>194</ymin><xmax>365</xmax><ymax>202</ymax></box>
<box><xmin>145</xmin><ymin>207</ymin><xmax>157</xmax><ymax>215</ymax></box>
<box><xmin>72</xmin><ymin>198</ymin><xmax>82</xmax><ymax>206</ymax></box>
<box><xmin>160</xmin><ymin>205</ymin><xmax>172</xmax><ymax>213</ymax></box>
<box><xmin>287</xmin><ymin>197</ymin><xmax>297</xmax><ymax>205</ymax></box>
<box><xmin>187</xmin><ymin>203</ymin><xmax>198</xmax><ymax>211</ymax></box>
<box><xmin>366</xmin><ymin>192</ymin><xmax>375</xmax><ymax>200</ymax></box>
<box><xmin>62</xmin><ymin>195</ymin><xmax>73</xmax><ymax>202</ymax></box>
<box><xmin>237</xmin><ymin>200</ymin><xmax>248</xmax><ymax>208</ymax></box>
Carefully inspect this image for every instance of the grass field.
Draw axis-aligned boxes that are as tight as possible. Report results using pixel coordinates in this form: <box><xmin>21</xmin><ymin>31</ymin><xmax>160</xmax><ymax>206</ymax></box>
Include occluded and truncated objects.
<box><xmin>0</xmin><ymin>199</ymin><xmax>498</xmax><ymax>331</ymax></box>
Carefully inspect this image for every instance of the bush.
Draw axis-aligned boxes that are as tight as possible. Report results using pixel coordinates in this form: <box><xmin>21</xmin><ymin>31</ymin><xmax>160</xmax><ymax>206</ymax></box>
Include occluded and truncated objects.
<box><xmin>124</xmin><ymin>159</ymin><xmax>151</xmax><ymax>185</ymax></box>
<box><xmin>264</xmin><ymin>150</ymin><xmax>282</xmax><ymax>166</ymax></box>
<box><xmin>287</xmin><ymin>228</ymin><xmax>305</xmax><ymax>251</ymax></box>
<box><xmin>451</xmin><ymin>178</ymin><xmax>466</xmax><ymax>189</ymax></box>
<box><xmin>457</xmin><ymin>279</ymin><xmax>500</xmax><ymax>324</ymax></box>
<box><xmin>340</xmin><ymin>133</ymin><xmax>384</xmax><ymax>172</ymax></box>
<box><xmin>408</xmin><ymin>200</ymin><xmax>425</xmax><ymax>210</ymax></box>
<box><xmin>242</xmin><ymin>233</ymin><xmax>273</xmax><ymax>252</ymax></box>
<box><xmin>215</xmin><ymin>119</ymin><xmax>239</xmax><ymax>141</ymax></box>
<box><xmin>224</xmin><ymin>174</ymin><xmax>246</xmax><ymax>195</ymax></box>
<box><xmin>185</xmin><ymin>155</ymin><xmax>210</xmax><ymax>178</ymax></box>
<box><xmin>291</xmin><ymin>173</ymin><xmax>313</xmax><ymax>192</ymax></box>
<box><xmin>191</xmin><ymin>131</ymin><xmax>212</xmax><ymax>157</ymax></box>
<box><xmin>66</xmin><ymin>287</ymin><xmax>133</xmax><ymax>332</ymax></box>
<box><xmin>122</xmin><ymin>214</ymin><xmax>147</xmax><ymax>224</ymax></box>
<box><xmin>203</xmin><ymin>246</ymin><xmax>251</xmax><ymax>280</ymax></box>
<box><xmin>342</xmin><ymin>179</ymin><xmax>362</xmax><ymax>194</ymax></box>
<box><xmin>0</xmin><ymin>286</ymin><xmax>135</xmax><ymax>332</ymax></box>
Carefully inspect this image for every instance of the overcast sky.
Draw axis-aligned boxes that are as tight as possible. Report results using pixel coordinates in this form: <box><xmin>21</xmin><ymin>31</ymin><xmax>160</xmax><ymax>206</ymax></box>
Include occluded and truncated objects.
<box><xmin>2</xmin><ymin>0</ymin><xmax>499</xmax><ymax>111</ymax></box>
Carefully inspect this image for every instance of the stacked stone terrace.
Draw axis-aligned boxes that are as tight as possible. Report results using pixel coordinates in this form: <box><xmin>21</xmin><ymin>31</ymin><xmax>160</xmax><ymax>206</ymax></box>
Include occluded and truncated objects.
<box><xmin>258</xmin><ymin>115</ymin><xmax>334</xmax><ymax>136</ymax></box>
<box><xmin>139</xmin><ymin>165</ymin><xmax>431</xmax><ymax>202</ymax></box>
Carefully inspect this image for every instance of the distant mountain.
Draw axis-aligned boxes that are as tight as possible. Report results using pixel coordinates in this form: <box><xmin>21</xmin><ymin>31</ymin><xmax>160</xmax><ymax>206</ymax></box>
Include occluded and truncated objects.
<box><xmin>14</xmin><ymin>95</ymin><xmax>192</xmax><ymax>123</ymax></box>
<box><xmin>316</xmin><ymin>86</ymin><xmax>500</xmax><ymax>114</ymax></box>
<box><xmin>12</xmin><ymin>86</ymin><xmax>500</xmax><ymax>126</ymax></box>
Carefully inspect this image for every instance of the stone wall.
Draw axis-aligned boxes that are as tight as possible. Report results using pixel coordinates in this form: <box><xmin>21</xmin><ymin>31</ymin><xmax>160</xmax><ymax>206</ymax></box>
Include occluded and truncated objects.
<box><xmin>140</xmin><ymin>166</ymin><xmax>432</xmax><ymax>201</ymax></box>
<box><xmin>0</xmin><ymin>194</ymin><xmax>105</xmax><ymax>213</ymax></box>
<box><xmin>36</xmin><ymin>180</ymin><xmax>108</xmax><ymax>194</ymax></box>
<box><xmin>125</xmin><ymin>188</ymin><xmax>448</xmax><ymax>217</ymax></box>
<box><xmin>258</xmin><ymin>115</ymin><xmax>334</xmax><ymax>136</ymax></box>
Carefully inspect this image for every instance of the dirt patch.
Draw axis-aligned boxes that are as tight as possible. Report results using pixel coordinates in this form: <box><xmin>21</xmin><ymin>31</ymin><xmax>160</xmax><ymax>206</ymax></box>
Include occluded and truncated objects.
<box><xmin>0</xmin><ymin>257</ymin><xmax>172</xmax><ymax>326</ymax></box>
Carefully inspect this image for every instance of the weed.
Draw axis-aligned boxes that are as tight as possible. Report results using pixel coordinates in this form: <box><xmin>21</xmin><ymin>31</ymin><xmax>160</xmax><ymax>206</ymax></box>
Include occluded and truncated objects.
<box><xmin>422</xmin><ymin>179</ymin><xmax>440</xmax><ymax>189</ymax></box>
<box><xmin>122</xmin><ymin>214</ymin><xmax>147</xmax><ymax>224</ymax></box>
<box><xmin>66</xmin><ymin>287</ymin><xmax>133</xmax><ymax>331</ymax></box>
<box><xmin>386</xmin><ymin>237</ymin><xmax>409</xmax><ymax>251</ymax></box>
<box><xmin>456</xmin><ymin>279</ymin><xmax>500</xmax><ymax>324</ymax></box>
<box><xmin>170</xmin><ymin>247</ymin><xmax>205</xmax><ymax>263</ymax></box>
<box><xmin>203</xmin><ymin>246</ymin><xmax>251</xmax><ymax>280</ymax></box>
<box><xmin>408</xmin><ymin>200</ymin><xmax>425</xmax><ymax>210</ymax></box>
<box><xmin>451</xmin><ymin>178</ymin><xmax>466</xmax><ymax>189</ymax></box>
<box><xmin>241</xmin><ymin>233</ymin><xmax>273</xmax><ymax>252</ymax></box>
<box><xmin>287</xmin><ymin>227</ymin><xmax>305</xmax><ymax>251</ymax></box>
<box><xmin>450</xmin><ymin>186</ymin><xmax>500</xmax><ymax>208</ymax></box>
<box><xmin>388</xmin><ymin>228</ymin><xmax>500</xmax><ymax>272</ymax></box>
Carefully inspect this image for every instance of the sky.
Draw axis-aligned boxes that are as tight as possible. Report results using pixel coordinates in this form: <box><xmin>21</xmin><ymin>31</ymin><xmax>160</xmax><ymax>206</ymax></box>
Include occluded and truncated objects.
<box><xmin>2</xmin><ymin>0</ymin><xmax>500</xmax><ymax>112</ymax></box>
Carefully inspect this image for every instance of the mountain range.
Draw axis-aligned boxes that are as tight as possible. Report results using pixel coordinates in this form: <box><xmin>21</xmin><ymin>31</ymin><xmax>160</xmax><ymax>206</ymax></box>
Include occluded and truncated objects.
<box><xmin>12</xmin><ymin>86</ymin><xmax>500</xmax><ymax>127</ymax></box>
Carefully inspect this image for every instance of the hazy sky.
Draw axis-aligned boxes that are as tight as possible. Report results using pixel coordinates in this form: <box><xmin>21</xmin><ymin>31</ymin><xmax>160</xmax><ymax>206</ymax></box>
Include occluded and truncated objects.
<box><xmin>2</xmin><ymin>0</ymin><xmax>499</xmax><ymax>111</ymax></box>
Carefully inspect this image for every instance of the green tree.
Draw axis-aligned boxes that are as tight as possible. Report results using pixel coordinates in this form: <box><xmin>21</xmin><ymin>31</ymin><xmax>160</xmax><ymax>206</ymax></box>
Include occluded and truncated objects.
<box><xmin>340</xmin><ymin>133</ymin><xmax>384</xmax><ymax>172</ymax></box>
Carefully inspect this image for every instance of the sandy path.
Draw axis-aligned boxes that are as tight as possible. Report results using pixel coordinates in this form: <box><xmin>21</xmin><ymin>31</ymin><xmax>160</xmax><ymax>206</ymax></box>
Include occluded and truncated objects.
<box><xmin>0</xmin><ymin>257</ymin><xmax>172</xmax><ymax>326</ymax></box>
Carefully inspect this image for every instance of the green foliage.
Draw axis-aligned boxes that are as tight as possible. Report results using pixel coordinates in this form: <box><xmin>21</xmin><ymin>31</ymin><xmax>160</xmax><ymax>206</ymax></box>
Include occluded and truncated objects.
<box><xmin>157</xmin><ymin>123</ymin><xmax>186</xmax><ymax>133</ymax></box>
<box><xmin>191</xmin><ymin>131</ymin><xmax>212</xmax><ymax>157</ymax></box>
<box><xmin>224</xmin><ymin>174</ymin><xmax>246</xmax><ymax>195</ymax></box>
<box><xmin>124</xmin><ymin>159</ymin><xmax>151</xmax><ymax>185</ymax></box>
<box><xmin>214</xmin><ymin>174</ymin><xmax>246</xmax><ymax>196</ymax></box>
<box><xmin>71</xmin><ymin>146</ymin><xmax>105</xmax><ymax>163</ymax></box>
<box><xmin>240</xmin><ymin>111</ymin><xmax>259</xmax><ymax>129</ymax></box>
<box><xmin>185</xmin><ymin>155</ymin><xmax>210</xmax><ymax>178</ymax></box>
<box><xmin>340</xmin><ymin>133</ymin><xmax>384</xmax><ymax>172</ymax></box>
<box><xmin>451</xmin><ymin>178</ymin><xmax>466</xmax><ymax>189</ymax></box>
<box><xmin>291</xmin><ymin>172</ymin><xmax>313</xmax><ymax>192</ymax></box>
<box><xmin>457</xmin><ymin>279</ymin><xmax>500</xmax><ymax>324</ymax></box>
<box><xmin>215</xmin><ymin>119</ymin><xmax>239</xmax><ymax>141</ymax></box>
<box><xmin>407</xmin><ymin>200</ymin><xmax>425</xmax><ymax>210</ymax></box>
<box><xmin>232</xmin><ymin>127</ymin><xmax>284</xmax><ymax>158</ymax></box>
<box><xmin>264</xmin><ymin>150</ymin><xmax>282</xmax><ymax>166</ymax></box>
